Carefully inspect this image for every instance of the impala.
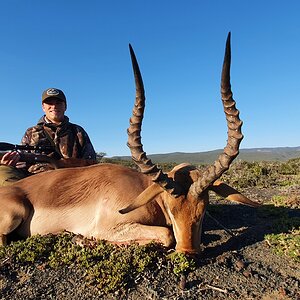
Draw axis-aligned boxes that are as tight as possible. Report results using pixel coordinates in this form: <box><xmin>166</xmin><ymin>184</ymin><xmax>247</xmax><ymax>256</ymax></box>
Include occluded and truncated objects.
<box><xmin>0</xmin><ymin>33</ymin><xmax>259</xmax><ymax>253</ymax></box>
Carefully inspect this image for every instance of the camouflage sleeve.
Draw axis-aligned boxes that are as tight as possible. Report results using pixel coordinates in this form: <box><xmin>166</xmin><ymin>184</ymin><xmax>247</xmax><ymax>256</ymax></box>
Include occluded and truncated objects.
<box><xmin>21</xmin><ymin>128</ymin><xmax>32</xmax><ymax>145</ymax></box>
<box><xmin>80</xmin><ymin>130</ymin><xmax>97</xmax><ymax>160</ymax></box>
<box><xmin>19</xmin><ymin>127</ymin><xmax>55</xmax><ymax>173</ymax></box>
<box><xmin>73</xmin><ymin>125</ymin><xmax>96</xmax><ymax>160</ymax></box>
<box><xmin>17</xmin><ymin>128</ymin><xmax>36</xmax><ymax>172</ymax></box>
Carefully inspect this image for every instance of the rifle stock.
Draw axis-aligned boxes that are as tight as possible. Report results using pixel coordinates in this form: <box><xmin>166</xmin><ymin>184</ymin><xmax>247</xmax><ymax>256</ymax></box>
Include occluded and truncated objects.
<box><xmin>19</xmin><ymin>153</ymin><xmax>60</xmax><ymax>168</ymax></box>
<box><xmin>1</xmin><ymin>144</ymin><xmax>97</xmax><ymax>169</ymax></box>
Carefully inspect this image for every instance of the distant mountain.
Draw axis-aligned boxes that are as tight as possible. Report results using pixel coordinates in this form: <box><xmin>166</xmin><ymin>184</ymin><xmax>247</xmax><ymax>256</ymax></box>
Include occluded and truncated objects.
<box><xmin>112</xmin><ymin>146</ymin><xmax>300</xmax><ymax>164</ymax></box>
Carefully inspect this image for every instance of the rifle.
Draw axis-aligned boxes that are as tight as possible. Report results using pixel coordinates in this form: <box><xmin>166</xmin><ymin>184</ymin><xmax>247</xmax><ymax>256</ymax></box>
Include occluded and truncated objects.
<box><xmin>0</xmin><ymin>142</ymin><xmax>96</xmax><ymax>169</ymax></box>
<box><xmin>0</xmin><ymin>142</ymin><xmax>58</xmax><ymax>166</ymax></box>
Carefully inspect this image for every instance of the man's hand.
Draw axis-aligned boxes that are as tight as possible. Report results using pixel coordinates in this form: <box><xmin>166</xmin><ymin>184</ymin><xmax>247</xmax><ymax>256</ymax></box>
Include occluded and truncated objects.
<box><xmin>0</xmin><ymin>151</ymin><xmax>20</xmax><ymax>166</ymax></box>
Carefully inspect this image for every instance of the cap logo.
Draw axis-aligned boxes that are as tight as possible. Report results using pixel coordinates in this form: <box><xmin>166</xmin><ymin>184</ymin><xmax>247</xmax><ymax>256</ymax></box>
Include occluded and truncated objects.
<box><xmin>46</xmin><ymin>88</ymin><xmax>60</xmax><ymax>96</ymax></box>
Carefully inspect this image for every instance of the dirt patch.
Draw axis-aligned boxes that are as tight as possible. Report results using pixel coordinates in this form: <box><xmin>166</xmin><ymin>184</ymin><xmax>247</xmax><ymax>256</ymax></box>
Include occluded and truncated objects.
<box><xmin>0</xmin><ymin>188</ymin><xmax>299</xmax><ymax>300</ymax></box>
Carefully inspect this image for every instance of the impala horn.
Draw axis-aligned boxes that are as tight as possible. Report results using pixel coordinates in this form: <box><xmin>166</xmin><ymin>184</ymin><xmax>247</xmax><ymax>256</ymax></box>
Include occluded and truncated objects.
<box><xmin>127</xmin><ymin>44</ymin><xmax>183</xmax><ymax>197</ymax></box>
<box><xmin>189</xmin><ymin>32</ymin><xmax>244</xmax><ymax>197</ymax></box>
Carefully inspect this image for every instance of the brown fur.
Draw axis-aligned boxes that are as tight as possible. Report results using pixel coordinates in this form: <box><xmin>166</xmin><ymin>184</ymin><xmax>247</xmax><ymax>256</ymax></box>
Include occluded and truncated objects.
<box><xmin>0</xmin><ymin>162</ymin><xmax>259</xmax><ymax>252</ymax></box>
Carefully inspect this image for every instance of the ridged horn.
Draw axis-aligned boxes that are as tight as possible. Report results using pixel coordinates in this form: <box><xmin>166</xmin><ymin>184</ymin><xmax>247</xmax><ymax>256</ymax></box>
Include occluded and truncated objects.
<box><xmin>127</xmin><ymin>44</ymin><xmax>182</xmax><ymax>197</ymax></box>
<box><xmin>189</xmin><ymin>32</ymin><xmax>244</xmax><ymax>197</ymax></box>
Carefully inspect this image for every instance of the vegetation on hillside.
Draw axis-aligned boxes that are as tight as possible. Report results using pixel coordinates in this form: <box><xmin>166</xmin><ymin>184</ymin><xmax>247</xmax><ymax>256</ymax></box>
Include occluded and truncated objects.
<box><xmin>221</xmin><ymin>158</ymin><xmax>300</xmax><ymax>190</ymax></box>
<box><xmin>111</xmin><ymin>147</ymin><xmax>300</xmax><ymax>164</ymax></box>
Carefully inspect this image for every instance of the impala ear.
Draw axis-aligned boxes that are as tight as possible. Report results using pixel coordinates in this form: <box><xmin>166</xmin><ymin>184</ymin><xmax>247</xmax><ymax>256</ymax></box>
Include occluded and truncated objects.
<box><xmin>210</xmin><ymin>180</ymin><xmax>261</xmax><ymax>207</ymax></box>
<box><xmin>119</xmin><ymin>183</ymin><xmax>164</xmax><ymax>214</ymax></box>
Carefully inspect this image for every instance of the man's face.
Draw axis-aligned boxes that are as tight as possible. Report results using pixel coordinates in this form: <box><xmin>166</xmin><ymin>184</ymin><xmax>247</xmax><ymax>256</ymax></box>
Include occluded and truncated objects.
<box><xmin>42</xmin><ymin>98</ymin><xmax>66</xmax><ymax>124</ymax></box>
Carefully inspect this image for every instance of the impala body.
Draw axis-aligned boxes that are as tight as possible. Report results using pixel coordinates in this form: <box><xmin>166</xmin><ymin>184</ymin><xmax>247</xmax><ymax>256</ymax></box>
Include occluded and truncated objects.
<box><xmin>0</xmin><ymin>33</ymin><xmax>259</xmax><ymax>253</ymax></box>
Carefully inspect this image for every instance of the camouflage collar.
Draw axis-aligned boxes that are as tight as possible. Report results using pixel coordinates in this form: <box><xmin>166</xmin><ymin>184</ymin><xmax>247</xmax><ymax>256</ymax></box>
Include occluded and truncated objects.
<box><xmin>37</xmin><ymin>116</ymin><xmax>70</xmax><ymax>128</ymax></box>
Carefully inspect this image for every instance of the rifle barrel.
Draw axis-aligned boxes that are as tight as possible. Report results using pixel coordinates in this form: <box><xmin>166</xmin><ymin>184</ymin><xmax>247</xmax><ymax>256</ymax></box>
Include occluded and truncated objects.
<box><xmin>0</xmin><ymin>142</ymin><xmax>54</xmax><ymax>152</ymax></box>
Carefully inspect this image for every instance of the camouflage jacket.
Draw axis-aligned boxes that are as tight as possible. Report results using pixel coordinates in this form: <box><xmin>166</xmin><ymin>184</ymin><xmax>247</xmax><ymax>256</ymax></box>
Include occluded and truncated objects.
<box><xmin>21</xmin><ymin>116</ymin><xmax>96</xmax><ymax>173</ymax></box>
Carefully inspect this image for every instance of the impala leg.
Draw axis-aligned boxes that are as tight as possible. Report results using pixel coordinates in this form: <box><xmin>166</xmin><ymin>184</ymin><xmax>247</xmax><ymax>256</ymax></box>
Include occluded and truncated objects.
<box><xmin>0</xmin><ymin>234</ymin><xmax>7</xmax><ymax>246</ymax></box>
<box><xmin>106</xmin><ymin>224</ymin><xmax>175</xmax><ymax>248</ymax></box>
<box><xmin>0</xmin><ymin>187</ymin><xmax>30</xmax><ymax>244</ymax></box>
<box><xmin>0</xmin><ymin>211</ymin><xmax>24</xmax><ymax>245</ymax></box>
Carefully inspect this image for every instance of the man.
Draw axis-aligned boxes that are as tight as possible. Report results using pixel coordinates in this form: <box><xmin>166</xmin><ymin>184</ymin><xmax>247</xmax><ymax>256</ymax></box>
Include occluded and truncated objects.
<box><xmin>0</xmin><ymin>88</ymin><xmax>96</xmax><ymax>185</ymax></box>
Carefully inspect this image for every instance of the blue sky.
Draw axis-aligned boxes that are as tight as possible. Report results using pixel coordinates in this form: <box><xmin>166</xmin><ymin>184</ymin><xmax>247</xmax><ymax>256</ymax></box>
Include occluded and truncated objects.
<box><xmin>0</xmin><ymin>1</ymin><xmax>299</xmax><ymax>157</ymax></box>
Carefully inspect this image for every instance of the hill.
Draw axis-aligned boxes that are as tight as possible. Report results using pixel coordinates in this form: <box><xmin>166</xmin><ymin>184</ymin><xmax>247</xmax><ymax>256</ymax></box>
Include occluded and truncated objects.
<box><xmin>112</xmin><ymin>146</ymin><xmax>300</xmax><ymax>164</ymax></box>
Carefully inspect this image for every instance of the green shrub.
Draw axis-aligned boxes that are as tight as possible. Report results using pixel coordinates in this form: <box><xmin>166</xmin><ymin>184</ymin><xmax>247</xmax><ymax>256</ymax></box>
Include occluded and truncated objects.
<box><xmin>0</xmin><ymin>232</ymin><xmax>195</xmax><ymax>295</ymax></box>
<box><xmin>167</xmin><ymin>252</ymin><xmax>196</xmax><ymax>276</ymax></box>
<box><xmin>265</xmin><ymin>229</ymin><xmax>300</xmax><ymax>262</ymax></box>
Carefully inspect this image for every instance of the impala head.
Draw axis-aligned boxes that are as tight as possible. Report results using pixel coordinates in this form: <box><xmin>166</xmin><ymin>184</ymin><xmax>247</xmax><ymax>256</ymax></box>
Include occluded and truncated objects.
<box><xmin>121</xmin><ymin>33</ymin><xmax>259</xmax><ymax>254</ymax></box>
<box><xmin>162</xmin><ymin>164</ymin><xmax>208</xmax><ymax>253</ymax></box>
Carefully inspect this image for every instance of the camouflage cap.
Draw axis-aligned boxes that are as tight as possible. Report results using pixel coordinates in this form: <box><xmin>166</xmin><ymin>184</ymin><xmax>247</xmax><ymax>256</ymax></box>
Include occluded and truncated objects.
<box><xmin>42</xmin><ymin>88</ymin><xmax>66</xmax><ymax>103</ymax></box>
